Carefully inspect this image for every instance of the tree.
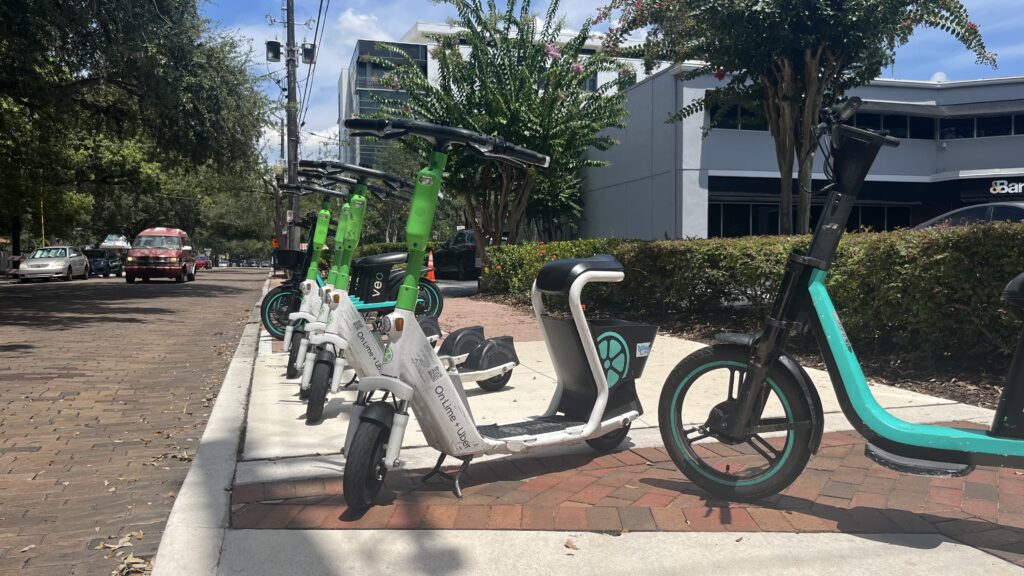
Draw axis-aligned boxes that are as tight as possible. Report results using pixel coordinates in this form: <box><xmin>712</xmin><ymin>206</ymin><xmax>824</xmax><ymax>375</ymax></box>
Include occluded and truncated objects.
<box><xmin>602</xmin><ymin>0</ymin><xmax>995</xmax><ymax>233</ymax></box>
<box><xmin>372</xmin><ymin>0</ymin><xmax>628</xmax><ymax>262</ymax></box>
<box><xmin>0</xmin><ymin>0</ymin><xmax>270</xmax><ymax>253</ymax></box>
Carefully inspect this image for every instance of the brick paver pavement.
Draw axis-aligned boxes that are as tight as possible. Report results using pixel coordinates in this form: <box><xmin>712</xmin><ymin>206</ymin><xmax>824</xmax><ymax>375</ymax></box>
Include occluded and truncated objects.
<box><xmin>232</xmin><ymin>426</ymin><xmax>1024</xmax><ymax>568</ymax></box>
<box><xmin>0</xmin><ymin>269</ymin><xmax>265</xmax><ymax>575</ymax></box>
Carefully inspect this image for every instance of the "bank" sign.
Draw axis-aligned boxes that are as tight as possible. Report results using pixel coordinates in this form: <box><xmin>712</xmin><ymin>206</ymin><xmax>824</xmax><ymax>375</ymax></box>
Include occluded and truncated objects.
<box><xmin>991</xmin><ymin>180</ymin><xmax>1024</xmax><ymax>195</ymax></box>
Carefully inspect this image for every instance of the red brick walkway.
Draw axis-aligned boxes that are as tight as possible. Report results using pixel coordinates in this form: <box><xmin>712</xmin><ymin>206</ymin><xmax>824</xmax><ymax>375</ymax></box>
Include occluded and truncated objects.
<box><xmin>231</xmin><ymin>427</ymin><xmax>1024</xmax><ymax>568</ymax></box>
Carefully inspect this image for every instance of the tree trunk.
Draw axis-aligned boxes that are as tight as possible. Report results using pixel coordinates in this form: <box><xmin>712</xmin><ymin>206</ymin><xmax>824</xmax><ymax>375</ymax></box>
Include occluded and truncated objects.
<box><xmin>762</xmin><ymin>59</ymin><xmax>798</xmax><ymax>235</ymax></box>
<box><xmin>11</xmin><ymin>214</ymin><xmax>21</xmax><ymax>255</ymax></box>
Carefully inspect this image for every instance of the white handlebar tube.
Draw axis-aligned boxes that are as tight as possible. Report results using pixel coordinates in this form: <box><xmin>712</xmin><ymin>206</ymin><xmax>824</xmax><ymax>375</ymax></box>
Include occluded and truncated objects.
<box><xmin>567</xmin><ymin>270</ymin><xmax>626</xmax><ymax>438</ymax></box>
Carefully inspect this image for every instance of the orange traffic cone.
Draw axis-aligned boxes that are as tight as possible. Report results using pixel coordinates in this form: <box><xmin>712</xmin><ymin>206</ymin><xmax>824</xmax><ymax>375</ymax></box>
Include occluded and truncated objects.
<box><xmin>426</xmin><ymin>250</ymin><xmax>436</xmax><ymax>282</ymax></box>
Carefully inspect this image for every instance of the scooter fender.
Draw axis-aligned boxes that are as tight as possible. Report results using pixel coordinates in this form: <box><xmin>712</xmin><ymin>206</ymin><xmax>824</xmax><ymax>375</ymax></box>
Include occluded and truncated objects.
<box><xmin>355</xmin><ymin>376</ymin><xmax>414</xmax><ymax>402</ymax></box>
<box><xmin>465</xmin><ymin>336</ymin><xmax>519</xmax><ymax>371</ymax></box>
<box><xmin>437</xmin><ymin>325</ymin><xmax>484</xmax><ymax>357</ymax></box>
<box><xmin>359</xmin><ymin>400</ymin><xmax>395</xmax><ymax>430</ymax></box>
<box><xmin>715</xmin><ymin>334</ymin><xmax>825</xmax><ymax>454</ymax></box>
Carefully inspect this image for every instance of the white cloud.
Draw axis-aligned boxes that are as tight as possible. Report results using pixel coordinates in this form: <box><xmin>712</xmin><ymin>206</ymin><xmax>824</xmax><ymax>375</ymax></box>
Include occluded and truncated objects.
<box><xmin>930</xmin><ymin>71</ymin><xmax>949</xmax><ymax>82</ymax></box>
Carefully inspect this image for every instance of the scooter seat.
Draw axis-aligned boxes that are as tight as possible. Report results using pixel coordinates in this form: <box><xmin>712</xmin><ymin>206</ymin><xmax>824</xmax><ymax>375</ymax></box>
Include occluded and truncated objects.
<box><xmin>1003</xmin><ymin>273</ymin><xmax>1024</xmax><ymax>310</ymax></box>
<box><xmin>353</xmin><ymin>251</ymin><xmax>407</xmax><ymax>267</ymax></box>
<box><xmin>536</xmin><ymin>254</ymin><xmax>624</xmax><ymax>295</ymax></box>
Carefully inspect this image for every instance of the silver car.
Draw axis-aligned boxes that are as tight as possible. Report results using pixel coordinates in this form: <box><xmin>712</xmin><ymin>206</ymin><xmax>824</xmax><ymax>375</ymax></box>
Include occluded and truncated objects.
<box><xmin>18</xmin><ymin>246</ymin><xmax>90</xmax><ymax>282</ymax></box>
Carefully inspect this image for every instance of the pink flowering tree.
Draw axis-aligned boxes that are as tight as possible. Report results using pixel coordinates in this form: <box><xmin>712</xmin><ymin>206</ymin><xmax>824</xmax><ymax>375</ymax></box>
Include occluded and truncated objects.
<box><xmin>370</xmin><ymin>0</ymin><xmax>628</xmax><ymax>255</ymax></box>
<box><xmin>601</xmin><ymin>0</ymin><xmax>995</xmax><ymax>233</ymax></box>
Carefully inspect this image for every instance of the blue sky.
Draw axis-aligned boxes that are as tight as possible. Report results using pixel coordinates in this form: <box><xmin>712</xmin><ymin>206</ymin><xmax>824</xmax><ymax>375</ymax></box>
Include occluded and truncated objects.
<box><xmin>200</xmin><ymin>0</ymin><xmax>1024</xmax><ymax>156</ymax></box>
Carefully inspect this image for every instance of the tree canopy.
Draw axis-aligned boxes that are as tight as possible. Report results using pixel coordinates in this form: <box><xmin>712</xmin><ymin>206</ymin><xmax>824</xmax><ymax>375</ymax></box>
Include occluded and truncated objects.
<box><xmin>602</xmin><ymin>0</ymin><xmax>995</xmax><ymax>233</ymax></box>
<box><xmin>371</xmin><ymin>0</ymin><xmax>629</xmax><ymax>255</ymax></box>
<box><xmin>0</xmin><ymin>0</ymin><xmax>272</xmax><ymax>256</ymax></box>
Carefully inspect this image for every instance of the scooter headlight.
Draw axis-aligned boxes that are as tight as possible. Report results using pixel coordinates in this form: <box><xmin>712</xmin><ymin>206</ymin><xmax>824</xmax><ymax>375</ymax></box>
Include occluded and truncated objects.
<box><xmin>301</xmin><ymin>280</ymin><xmax>314</xmax><ymax>295</ymax></box>
<box><xmin>327</xmin><ymin>290</ymin><xmax>342</xmax><ymax>310</ymax></box>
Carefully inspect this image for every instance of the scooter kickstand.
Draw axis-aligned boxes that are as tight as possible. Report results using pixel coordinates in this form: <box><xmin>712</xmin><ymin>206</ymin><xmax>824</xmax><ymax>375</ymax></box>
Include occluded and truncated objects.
<box><xmin>419</xmin><ymin>453</ymin><xmax>473</xmax><ymax>498</ymax></box>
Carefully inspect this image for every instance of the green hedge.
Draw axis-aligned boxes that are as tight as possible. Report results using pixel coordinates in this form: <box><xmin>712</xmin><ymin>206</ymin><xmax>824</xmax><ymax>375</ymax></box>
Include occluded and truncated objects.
<box><xmin>482</xmin><ymin>225</ymin><xmax>1024</xmax><ymax>366</ymax></box>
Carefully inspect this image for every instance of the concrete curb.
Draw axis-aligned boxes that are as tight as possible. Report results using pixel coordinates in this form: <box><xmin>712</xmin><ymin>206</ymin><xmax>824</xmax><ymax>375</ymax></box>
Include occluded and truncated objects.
<box><xmin>151</xmin><ymin>281</ymin><xmax>269</xmax><ymax>575</ymax></box>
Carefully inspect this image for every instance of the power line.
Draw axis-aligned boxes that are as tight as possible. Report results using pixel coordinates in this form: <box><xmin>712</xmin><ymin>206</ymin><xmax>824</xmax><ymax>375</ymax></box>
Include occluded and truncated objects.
<box><xmin>300</xmin><ymin>0</ymin><xmax>331</xmax><ymax>127</ymax></box>
<box><xmin>298</xmin><ymin>0</ymin><xmax>325</xmax><ymax>127</ymax></box>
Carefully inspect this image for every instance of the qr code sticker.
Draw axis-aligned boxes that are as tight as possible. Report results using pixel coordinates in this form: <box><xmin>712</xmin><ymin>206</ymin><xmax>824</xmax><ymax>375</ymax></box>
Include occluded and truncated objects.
<box><xmin>428</xmin><ymin>366</ymin><xmax>442</xmax><ymax>382</ymax></box>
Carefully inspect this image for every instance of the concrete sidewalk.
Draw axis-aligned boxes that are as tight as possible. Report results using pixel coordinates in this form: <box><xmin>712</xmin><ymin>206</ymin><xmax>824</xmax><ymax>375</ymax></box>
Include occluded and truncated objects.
<box><xmin>153</xmin><ymin>295</ymin><xmax>1024</xmax><ymax>575</ymax></box>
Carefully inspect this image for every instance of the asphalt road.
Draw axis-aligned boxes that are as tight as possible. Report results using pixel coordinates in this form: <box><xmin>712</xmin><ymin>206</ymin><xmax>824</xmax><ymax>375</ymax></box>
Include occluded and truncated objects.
<box><xmin>0</xmin><ymin>268</ymin><xmax>266</xmax><ymax>575</ymax></box>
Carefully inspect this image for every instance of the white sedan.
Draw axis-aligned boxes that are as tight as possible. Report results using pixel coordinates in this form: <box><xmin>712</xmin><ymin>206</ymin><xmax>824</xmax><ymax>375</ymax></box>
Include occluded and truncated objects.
<box><xmin>18</xmin><ymin>246</ymin><xmax>90</xmax><ymax>282</ymax></box>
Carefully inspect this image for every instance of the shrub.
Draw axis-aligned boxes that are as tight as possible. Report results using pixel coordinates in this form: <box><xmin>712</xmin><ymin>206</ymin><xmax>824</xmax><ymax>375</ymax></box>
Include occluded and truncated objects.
<box><xmin>483</xmin><ymin>224</ymin><xmax>1024</xmax><ymax>367</ymax></box>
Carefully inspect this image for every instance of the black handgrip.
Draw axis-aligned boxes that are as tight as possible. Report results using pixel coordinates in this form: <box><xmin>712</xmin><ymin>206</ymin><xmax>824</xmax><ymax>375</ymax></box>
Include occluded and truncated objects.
<box><xmin>882</xmin><ymin>134</ymin><xmax>901</xmax><ymax>148</ymax></box>
<box><xmin>491</xmin><ymin>140</ymin><xmax>551</xmax><ymax>168</ymax></box>
<box><xmin>828</xmin><ymin>97</ymin><xmax>862</xmax><ymax>122</ymax></box>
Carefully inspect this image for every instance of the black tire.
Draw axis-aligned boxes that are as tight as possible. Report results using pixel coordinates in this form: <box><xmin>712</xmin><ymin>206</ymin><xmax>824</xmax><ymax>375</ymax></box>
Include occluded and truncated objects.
<box><xmin>416</xmin><ymin>278</ymin><xmax>443</xmax><ymax>318</ymax></box>
<box><xmin>187</xmin><ymin>267</ymin><xmax>196</xmax><ymax>281</ymax></box>
<box><xmin>658</xmin><ymin>345</ymin><xmax>813</xmax><ymax>501</ymax></box>
<box><xmin>175</xmin><ymin>267</ymin><xmax>185</xmax><ymax>283</ymax></box>
<box><xmin>343</xmin><ymin>419</ymin><xmax>389</xmax><ymax>512</ymax></box>
<box><xmin>126</xmin><ymin>276</ymin><xmax>135</xmax><ymax>284</ymax></box>
<box><xmin>475</xmin><ymin>344</ymin><xmax>514</xmax><ymax>392</ymax></box>
<box><xmin>64</xmin><ymin>267</ymin><xmax>73</xmax><ymax>281</ymax></box>
<box><xmin>586</xmin><ymin>422</ymin><xmax>631</xmax><ymax>452</ymax></box>
<box><xmin>306</xmin><ymin>359</ymin><xmax>332</xmax><ymax>423</ymax></box>
<box><xmin>142</xmin><ymin>277</ymin><xmax>150</xmax><ymax>283</ymax></box>
<box><xmin>104</xmin><ymin>272</ymin><xmax>110</xmax><ymax>278</ymax></box>
<box><xmin>286</xmin><ymin>330</ymin><xmax>303</xmax><ymax>379</ymax></box>
<box><xmin>80</xmin><ymin>265</ymin><xmax>89</xmax><ymax>280</ymax></box>
<box><xmin>260</xmin><ymin>285</ymin><xmax>294</xmax><ymax>340</ymax></box>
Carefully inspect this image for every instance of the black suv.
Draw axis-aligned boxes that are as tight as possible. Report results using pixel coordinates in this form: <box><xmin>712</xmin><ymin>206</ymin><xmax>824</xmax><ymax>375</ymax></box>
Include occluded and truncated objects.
<box><xmin>84</xmin><ymin>249</ymin><xmax>124</xmax><ymax>278</ymax></box>
<box><xmin>433</xmin><ymin>229</ymin><xmax>480</xmax><ymax>280</ymax></box>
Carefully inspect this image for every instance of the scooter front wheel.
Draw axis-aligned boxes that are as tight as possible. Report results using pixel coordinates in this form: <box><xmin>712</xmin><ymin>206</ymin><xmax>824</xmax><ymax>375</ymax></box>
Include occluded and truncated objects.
<box><xmin>260</xmin><ymin>285</ymin><xmax>294</xmax><ymax>340</ymax></box>
<box><xmin>343</xmin><ymin>419</ymin><xmax>389</xmax><ymax>512</ymax></box>
<box><xmin>658</xmin><ymin>345</ymin><xmax>812</xmax><ymax>501</ymax></box>
<box><xmin>306</xmin><ymin>359</ymin><xmax>332</xmax><ymax>423</ymax></box>
<box><xmin>286</xmin><ymin>330</ymin><xmax>303</xmax><ymax>379</ymax></box>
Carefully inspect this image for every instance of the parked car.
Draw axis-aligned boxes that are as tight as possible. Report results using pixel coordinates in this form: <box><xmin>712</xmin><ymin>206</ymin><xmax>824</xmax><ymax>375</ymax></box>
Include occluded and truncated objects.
<box><xmin>433</xmin><ymin>229</ymin><xmax>480</xmax><ymax>280</ymax></box>
<box><xmin>914</xmin><ymin>202</ymin><xmax>1024</xmax><ymax>230</ymax></box>
<box><xmin>125</xmin><ymin>227</ymin><xmax>197</xmax><ymax>284</ymax></box>
<box><xmin>259</xmin><ymin>259</ymin><xmax>272</xmax><ymax>268</ymax></box>
<box><xmin>84</xmin><ymin>249</ymin><xmax>123</xmax><ymax>277</ymax></box>
<box><xmin>196</xmin><ymin>255</ymin><xmax>211</xmax><ymax>270</ymax></box>
<box><xmin>18</xmin><ymin>246</ymin><xmax>89</xmax><ymax>282</ymax></box>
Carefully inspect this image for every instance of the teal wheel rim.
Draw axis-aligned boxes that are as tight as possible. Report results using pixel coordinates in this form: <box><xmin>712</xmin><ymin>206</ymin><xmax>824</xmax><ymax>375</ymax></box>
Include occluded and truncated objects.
<box><xmin>263</xmin><ymin>289</ymin><xmax>292</xmax><ymax>339</ymax></box>
<box><xmin>669</xmin><ymin>360</ymin><xmax>795</xmax><ymax>487</ymax></box>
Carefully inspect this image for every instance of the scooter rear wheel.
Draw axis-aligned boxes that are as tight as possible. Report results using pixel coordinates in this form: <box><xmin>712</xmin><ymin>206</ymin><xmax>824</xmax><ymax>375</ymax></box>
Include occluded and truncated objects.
<box><xmin>286</xmin><ymin>330</ymin><xmax>303</xmax><ymax>379</ymax></box>
<box><xmin>659</xmin><ymin>345</ymin><xmax>812</xmax><ymax>501</ymax></box>
<box><xmin>306</xmin><ymin>359</ymin><xmax>332</xmax><ymax>423</ymax></box>
<box><xmin>343</xmin><ymin>419</ymin><xmax>389</xmax><ymax>512</ymax></box>
<box><xmin>586</xmin><ymin>422</ymin><xmax>631</xmax><ymax>452</ymax></box>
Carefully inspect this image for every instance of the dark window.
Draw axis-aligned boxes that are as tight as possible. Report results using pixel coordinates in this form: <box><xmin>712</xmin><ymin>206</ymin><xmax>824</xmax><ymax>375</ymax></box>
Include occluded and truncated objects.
<box><xmin>937</xmin><ymin>206</ymin><xmax>990</xmax><ymax>227</ymax></box>
<box><xmin>855</xmin><ymin>113</ymin><xmax>882</xmax><ymax>130</ymax></box>
<box><xmin>909</xmin><ymin>116</ymin><xmax>936</xmax><ymax>140</ymax></box>
<box><xmin>708</xmin><ymin>203</ymin><xmax>722</xmax><ymax>237</ymax></box>
<box><xmin>751</xmin><ymin>204</ymin><xmax>779</xmax><ymax>235</ymax></box>
<box><xmin>1016</xmin><ymin>115</ymin><xmax>1024</xmax><ymax>135</ymax></box>
<box><xmin>882</xmin><ymin>115</ymin><xmax>908</xmax><ymax>138</ymax></box>
<box><xmin>940</xmin><ymin>117</ymin><xmax>974</xmax><ymax>139</ymax></box>
<box><xmin>584</xmin><ymin>73</ymin><xmax>598</xmax><ymax>92</ymax></box>
<box><xmin>859</xmin><ymin>206</ymin><xmax>886</xmax><ymax>231</ymax></box>
<box><xmin>714</xmin><ymin>105</ymin><xmax>740</xmax><ymax>130</ymax></box>
<box><xmin>721</xmin><ymin>204</ymin><xmax>750</xmax><ymax>237</ymax></box>
<box><xmin>739</xmin><ymin>106</ymin><xmax>768</xmax><ymax>131</ymax></box>
<box><xmin>809</xmin><ymin>205</ymin><xmax>823</xmax><ymax>231</ymax></box>
<box><xmin>991</xmin><ymin>205</ymin><xmax>1024</xmax><ymax>224</ymax></box>
<box><xmin>887</xmin><ymin>207</ymin><xmax>912</xmax><ymax>229</ymax></box>
<box><xmin>976</xmin><ymin>115</ymin><xmax>1013</xmax><ymax>137</ymax></box>
<box><xmin>845</xmin><ymin>207</ymin><xmax>861</xmax><ymax>232</ymax></box>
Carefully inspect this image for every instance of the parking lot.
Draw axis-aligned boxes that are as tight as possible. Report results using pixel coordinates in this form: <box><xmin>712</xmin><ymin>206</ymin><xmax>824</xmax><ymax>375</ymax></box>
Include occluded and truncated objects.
<box><xmin>0</xmin><ymin>268</ymin><xmax>265</xmax><ymax>575</ymax></box>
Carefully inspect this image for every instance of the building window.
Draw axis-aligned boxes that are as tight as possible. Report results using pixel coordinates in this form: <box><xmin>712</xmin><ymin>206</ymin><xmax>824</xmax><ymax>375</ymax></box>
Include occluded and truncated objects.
<box><xmin>713</xmin><ymin>104</ymin><xmax>740</xmax><ymax>130</ymax></box>
<box><xmin>940</xmin><ymin>117</ymin><xmax>974</xmax><ymax>139</ymax></box>
<box><xmin>751</xmin><ymin>204</ymin><xmax>780</xmax><ymax>235</ymax></box>
<box><xmin>721</xmin><ymin>204</ymin><xmax>750</xmax><ymax>237</ymax></box>
<box><xmin>1016</xmin><ymin>115</ymin><xmax>1024</xmax><ymax>135</ymax></box>
<box><xmin>909</xmin><ymin>116</ymin><xmax>936</xmax><ymax>140</ymax></box>
<box><xmin>859</xmin><ymin>206</ymin><xmax>886</xmax><ymax>232</ymax></box>
<box><xmin>854</xmin><ymin>113</ymin><xmax>882</xmax><ymax>130</ymax></box>
<box><xmin>976</xmin><ymin>115</ymin><xmax>1013</xmax><ymax>137</ymax></box>
<box><xmin>738</xmin><ymin>106</ymin><xmax>768</xmax><ymax>131</ymax></box>
<box><xmin>708</xmin><ymin>204</ymin><xmax>722</xmax><ymax>237</ymax></box>
<box><xmin>882</xmin><ymin>115</ymin><xmax>908</xmax><ymax>138</ymax></box>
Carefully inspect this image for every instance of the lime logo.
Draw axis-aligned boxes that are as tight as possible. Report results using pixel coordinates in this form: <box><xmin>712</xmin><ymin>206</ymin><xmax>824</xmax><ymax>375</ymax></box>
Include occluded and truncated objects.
<box><xmin>382</xmin><ymin>346</ymin><xmax>393</xmax><ymax>364</ymax></box>
<box><xmin>596</xmin><ymin>331</ymin><xmax>629</xmax><ymax>387</ymax></box>
<box><xmin>418</xmin><ymin>175</ymin><xmax>434</xmax><ymax>186</ymax></box>
<box><xmin>991</xmin><ymin>180</ymin><xmax>1024</xmax><ymax>195</ymax></box>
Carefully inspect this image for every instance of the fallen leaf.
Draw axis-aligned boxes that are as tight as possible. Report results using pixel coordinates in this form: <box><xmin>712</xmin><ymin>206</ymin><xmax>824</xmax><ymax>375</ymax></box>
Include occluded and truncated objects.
<box><xmin>564</xmin><ymin>538</ymin><xmax>578</xmax><ymax>550</ymax></box>
<box><xmin>131</xmin><ymin>531</ymin><xmax>144</xmax><ymax>540</ymax></box>
<box><xmin>19</xmin><ymin>544</ymin><xmax>36</xmax><ymax>553</ymax></box>
<box><xmin>735</xmin><ymin>536</ymin><xmax>743</xmax><ymax>542</ymax></box>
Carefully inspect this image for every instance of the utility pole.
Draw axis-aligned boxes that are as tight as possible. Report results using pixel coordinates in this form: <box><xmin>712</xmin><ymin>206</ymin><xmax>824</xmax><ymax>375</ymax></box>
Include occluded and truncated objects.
<box><xmin>285</xmin><ymin>0</ymin><xmax>300</xmax><ymax>250</ymax></box>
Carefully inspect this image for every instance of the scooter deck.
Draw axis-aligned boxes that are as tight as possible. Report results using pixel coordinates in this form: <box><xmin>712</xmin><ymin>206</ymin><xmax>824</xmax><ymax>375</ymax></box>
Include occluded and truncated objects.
<box><xmin>477</xmin><ymin>415</ymin><xmax>586</xmax><ymax>440</ymax></box>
